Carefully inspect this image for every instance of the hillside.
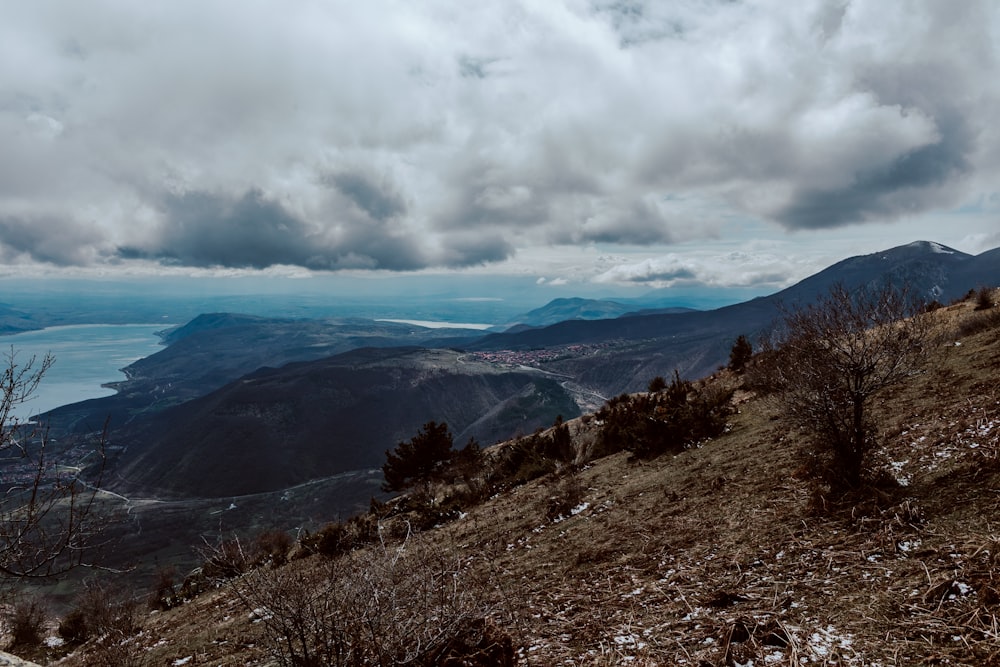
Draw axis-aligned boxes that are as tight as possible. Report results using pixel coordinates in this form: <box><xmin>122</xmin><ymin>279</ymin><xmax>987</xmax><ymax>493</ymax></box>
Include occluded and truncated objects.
<box><xmin>41</xmin><ymin>315</ymin><xmax>483</xmax><ymax>432</ymax></box>
<box><xmin>467</xmin><ymin>241</ymin><xmax>1000</xmax><ymax>394</ymax></box>
<box><xmin>30</xmin><ymin>289</ymin><xmax>1000</xmax><ymax>666</ymax></box>
<box><xmin>110</xmin><ymin>347</ymin><xmax>580</xmax><ymax>498</ymax></box>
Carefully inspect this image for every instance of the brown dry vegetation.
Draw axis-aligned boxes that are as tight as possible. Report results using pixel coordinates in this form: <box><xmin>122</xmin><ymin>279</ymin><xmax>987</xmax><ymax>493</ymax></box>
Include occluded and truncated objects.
<box><xmin>27</xmin><ymin>290</ymin><xmax>1000</xmax><ymax>666</ymax></box>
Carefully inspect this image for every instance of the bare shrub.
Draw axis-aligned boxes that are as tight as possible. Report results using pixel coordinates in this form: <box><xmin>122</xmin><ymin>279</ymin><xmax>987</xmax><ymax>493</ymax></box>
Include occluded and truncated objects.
<box><xmin>221</xmin><ymin>534</ymin><xmax>514</xmax><ymax>666</ymax></box>
<box><xmin>763</xmin><ymin>284</ymin><xmax>933</xmax><ymax>491</ymax></box>
<box><xmin>3</xmin><ymin>595</ymin><xmax>47</xmax><ymax>649</ymax></box>
<box><xmin>149</xmin><ymin>565</ymin><xmax>179</xmax><ymax>610</ymax></box>
<box><xmin>58</xmin><ymin>579</ymin><xmax>142</xmax><ymax>666</ymax></box>
<box><xmin>253</xmin><ymin>529</ymin><xmax>294</xmax><ymax>567</ymax></box>
<box><xmin>545</xmin><ymin>470</ymin><xmax>586</xmax><ymax>521</ymax></box>
<box><xmin>0</xmin><ymin>349</ymin><xmax>108</xmax><ymax>583</ymax></box>
<box><xmin>974</xmin><ymin>285</ymin><xmax>995</xmax><ymax>311</ymax></box>
<box><xmin>200</xmin><ymin>536</ymin><xmax>250</xmax><ymax>580</ymax></box>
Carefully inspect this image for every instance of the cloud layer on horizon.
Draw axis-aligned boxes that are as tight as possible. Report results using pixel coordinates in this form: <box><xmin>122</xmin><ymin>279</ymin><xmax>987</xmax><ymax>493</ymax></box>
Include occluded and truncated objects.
<box><xmin>1</xmin><ymin>0</ymin><xmax>998</xmax><ymax>284</ymax></box>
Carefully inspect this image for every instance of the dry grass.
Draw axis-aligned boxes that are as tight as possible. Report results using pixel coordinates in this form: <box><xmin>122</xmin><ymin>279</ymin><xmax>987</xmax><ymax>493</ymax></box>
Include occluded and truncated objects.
<box><xmin>47</xmin><ymin>293</ymin><xmax>1000</xmax><ymax>666</ymax></box>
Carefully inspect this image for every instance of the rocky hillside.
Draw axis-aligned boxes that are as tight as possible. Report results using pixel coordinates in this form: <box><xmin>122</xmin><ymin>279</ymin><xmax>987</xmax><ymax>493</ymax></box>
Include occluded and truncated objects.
<box><xmin>10</xmin><ymin>289</ymin><xmax>1000</xmax><ymax>666</ymax></box>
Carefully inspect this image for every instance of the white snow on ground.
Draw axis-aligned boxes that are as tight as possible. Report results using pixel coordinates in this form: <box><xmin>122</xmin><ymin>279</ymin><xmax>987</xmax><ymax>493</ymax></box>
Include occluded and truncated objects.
<box><xmin>894</xmin><ymin>408</ymin><xmax>999</xmax><ymax>479</ymax></box>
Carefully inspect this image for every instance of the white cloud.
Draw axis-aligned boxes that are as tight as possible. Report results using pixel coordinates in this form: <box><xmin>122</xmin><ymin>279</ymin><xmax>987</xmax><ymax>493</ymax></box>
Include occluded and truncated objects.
<box><xmin>593</xmin><ymin>249</ymin><xmax>811</xmax><ymax>289</ymax></box>
<box><xmin>0</xmin><ymin>0</ymin><xmax>998</xmax><ymax>276</ymax></box>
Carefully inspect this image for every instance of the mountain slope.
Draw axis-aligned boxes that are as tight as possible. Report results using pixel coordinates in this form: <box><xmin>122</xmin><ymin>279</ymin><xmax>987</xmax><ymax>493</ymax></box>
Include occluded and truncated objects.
<box><xmin>45</xmin><ymin>289</ymin><xmax>1000</xmax><ymax>667</ymax></box>
<box><xmin>506</xmin><ymin>297</ymin><xmax>651</xmax><ymax>327</ymax></box>
<box><xmin>42</xmin><ymin>314</ymin><xmax>483</xmax><ymax>431</ymax></box>
<box><xmin>465</xmin><ymin>241</ymin><xmax>998</xmax><ymax>393</ymax></box>
<box><xmin>111</xmin><ymin>347</ymin><xmax>579</xmax><ymax>498</ymax></box>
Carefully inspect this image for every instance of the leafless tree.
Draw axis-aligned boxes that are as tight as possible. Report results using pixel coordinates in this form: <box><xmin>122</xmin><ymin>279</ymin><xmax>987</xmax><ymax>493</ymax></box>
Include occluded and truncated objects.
<box><xmin>0</xmin><ymin>348</ymin><xmax>107</xmax><ymax>586</ymax></box>
<box><xmin>764</xmin><ymin>284</ymin><xmax>934</xmax><ymax>490</ymax></box>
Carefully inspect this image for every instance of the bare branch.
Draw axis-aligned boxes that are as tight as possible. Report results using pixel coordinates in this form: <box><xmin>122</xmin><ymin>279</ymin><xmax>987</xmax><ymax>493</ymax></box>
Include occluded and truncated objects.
<box><xmin>766</xmin><ymin>284</ymin><xmax>934</xmax><ymax>490</ymax></box>
<box><xmin>0</xmin><ymin>351</ymin><xmax>109</xmax><ymax>584</ymax></box>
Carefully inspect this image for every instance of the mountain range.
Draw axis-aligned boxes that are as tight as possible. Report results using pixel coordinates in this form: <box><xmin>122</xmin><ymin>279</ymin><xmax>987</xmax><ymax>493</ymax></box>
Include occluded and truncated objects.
<box><xmin>37</xmin><ymin>274</ymin><xmax>1000</xmax><ymax>667</ymax></box>
<box><xmin>41</xmin><ymin>240</ymin><xmax>1000</xmax><ymax>512</ymax></box>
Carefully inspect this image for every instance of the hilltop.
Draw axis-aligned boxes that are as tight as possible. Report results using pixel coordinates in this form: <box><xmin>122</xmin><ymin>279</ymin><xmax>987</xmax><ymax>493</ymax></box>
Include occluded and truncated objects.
<box><xmin>28</xmin><ymin>288</ymin><xmax>1000</xmax><ymax>666</ymax></box>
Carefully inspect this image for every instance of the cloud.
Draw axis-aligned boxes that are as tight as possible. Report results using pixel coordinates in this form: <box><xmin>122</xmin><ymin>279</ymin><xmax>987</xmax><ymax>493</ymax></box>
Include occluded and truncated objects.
<box><xmin>0</xmin><ymin>215</ymin><xmax>109</xmax><ymax>265</ymax></box>
<box><xmin>0</xmin><ymin>0</ymin><xmax>998</xmax><ymax>274</ymax></box>
<box><xmin>594</xmin><ymin>251</ymin><xmax>806</xmax><ymax>290</ymax></box>
<box><xmin>327</xmin><ymin>172</ymin><xmax>408</xmax><ymax>223</ymax></box>
<box><xmin>774</xmin><ymin>114</ymin><xmax>972</xmax><ymax>229</ymax></box>
<box><xmin>119</xmin><ymin>188</ymin><xmax>430</xmax><ymax>271</ymax></box>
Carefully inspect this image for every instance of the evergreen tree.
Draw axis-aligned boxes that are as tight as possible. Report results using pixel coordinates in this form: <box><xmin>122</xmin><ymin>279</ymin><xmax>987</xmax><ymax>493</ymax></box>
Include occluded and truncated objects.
<box><xmin>728</xmin><ymin>334</ymin><xmax>753</xmax><ymax>372</ymax></box>
<box><xmin>382</xmin><ymin>421</ymin><xmax>454</xmax><ymax>492</ymax></box>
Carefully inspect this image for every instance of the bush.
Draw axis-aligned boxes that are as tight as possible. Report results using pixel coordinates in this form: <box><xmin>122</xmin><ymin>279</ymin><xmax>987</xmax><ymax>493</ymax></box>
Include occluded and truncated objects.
<box><xmin>201</xmin><ymin>537</ymin><xmax>249</xmax><ymax>580</ymax></box>
<box><xmin>58</xmin><ymin>608</ymin><xmax>89</xmax><ymax>644</ymax></box>
<box><xmin>253</xmin><ymin>529</ymin><xmax>294</xmax><ymax>567</ymax></box>
<box><xmin>767</xmin><ymin>284</ymin><xmax>932</xmax><ymax>491</ymax></box>
<box><xmin>975</xmin><ymin>285</ymin><xmax>995</xmax><ymax>311</ymax></box>
<box><xmin>727</xmin><ymin>334</ymin><xmax>753</xmax><ymax>372</ymax></box>
<box><xmin>596</xmin><ymin>372</ymin><xmax>732</xmax><ymax>460</ymax></box>
<box><xmin>306</xmin><ymin>522</ymin><xmax>353</xmax><ymax>558</ymax></box>
<box><xmin>59</xmin><ymin>581</ymin><xmax>141</xmax><ymax>646</ymax></box>
<box><xmin>447</xmin><ymin>437</ymin><xmax>486</xmax><ymax>497</ymax></box>
<box><xmin>542</xmin><ymin>417</ymin><xmax>574</xmax><ymax>463</ymax></box>
<box><xmin>149</xmin><ymin>565</ymin><xmax>179</xmax><ymax>611</ymax></box>
<box><xmin>230</xmin><ymin>535</ymin><xmax>514</xmax><ymax>666</ymax></box>
<box><xmin>4</xmin><ymin>596</ymin><xmax>47</xmax><ymax>649</ymax></box>
<box><xmin>486</xmin><ymin>433</ymin><xmax>558</xmax><ymax>489</ymax></box>
<box><xmin>957</xmin><ymin>308</ymin><xmax>1000</xmax><ymax>337</ymax></box>
<box><xmin>544</xmin><ymin>470</ymin><xmax>586</xmax><ymax>521</ymax></box>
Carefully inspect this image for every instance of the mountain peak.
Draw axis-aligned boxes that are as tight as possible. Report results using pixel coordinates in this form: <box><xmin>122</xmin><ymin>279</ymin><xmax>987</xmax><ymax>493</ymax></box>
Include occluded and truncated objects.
<box><xmin>902</xmin><ymin>240</ymin><xmax>961</xmax><ymax>255</ymax></box>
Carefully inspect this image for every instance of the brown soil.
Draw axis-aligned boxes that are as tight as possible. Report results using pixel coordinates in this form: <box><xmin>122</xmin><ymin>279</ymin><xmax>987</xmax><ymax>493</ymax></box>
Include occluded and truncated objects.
<box><xmin>28</xmin><ymin>293</ymin><xmax>1000</xmax><ymax>666</ymax></box>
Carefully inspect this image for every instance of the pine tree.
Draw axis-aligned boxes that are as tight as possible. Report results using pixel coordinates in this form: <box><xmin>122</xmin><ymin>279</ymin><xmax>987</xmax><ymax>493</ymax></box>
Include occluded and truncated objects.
<box><xmin>728</xmin><ymin>334</ymin><xmax>753</xmax><ymax>372</ymax></box>
<box><xmin>381</xmin><ymin>421</ymin><xmax>454</xmax><ymax>492</ymax></box>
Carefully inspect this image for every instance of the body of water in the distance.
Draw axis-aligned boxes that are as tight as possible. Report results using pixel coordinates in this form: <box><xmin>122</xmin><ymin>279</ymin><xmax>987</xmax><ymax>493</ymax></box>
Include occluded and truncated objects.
<box><xmin>1</xmin><ymin>324</ymin><xmax>165</xmax><ymax>419</ymax></box>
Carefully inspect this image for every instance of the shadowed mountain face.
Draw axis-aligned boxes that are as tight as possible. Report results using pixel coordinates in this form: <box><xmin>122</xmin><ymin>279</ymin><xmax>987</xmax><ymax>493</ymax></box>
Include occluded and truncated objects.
<box><xmin>42</xmin><ymin>314</ymin><xmax>483</xmax><ymax>432</ymax></box>
<box><xmin>110</xmin><ymin>347</ymin><xmax>579</xmax><ymax>498</ymax></box>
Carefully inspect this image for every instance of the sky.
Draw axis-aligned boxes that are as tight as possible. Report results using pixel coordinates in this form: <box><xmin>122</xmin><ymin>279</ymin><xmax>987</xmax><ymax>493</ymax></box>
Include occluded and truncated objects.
<box><xmin>2</xmin><ymin>0</ymin><xmax>999</xmax><ymax>302</ymax></box>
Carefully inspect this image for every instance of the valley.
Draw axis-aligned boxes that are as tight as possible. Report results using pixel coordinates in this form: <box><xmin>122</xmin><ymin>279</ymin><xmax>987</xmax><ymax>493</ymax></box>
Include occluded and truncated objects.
<box><xmin>28</xmin><ymin>266</ymin><xmax>1000</xmax><ymax>666</ymax></box>
<box><xmin>1</xmin><ymin>240</ymin><xmax>998</xmax><ymax>635</ymax></box>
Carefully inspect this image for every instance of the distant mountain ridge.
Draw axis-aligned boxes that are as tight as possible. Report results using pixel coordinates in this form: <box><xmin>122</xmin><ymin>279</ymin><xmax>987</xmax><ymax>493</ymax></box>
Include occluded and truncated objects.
<box><xmin>45</xmin><ymin>239</ymin><xmax>1000</xmax><ymax>510</ymax></box>
<box><xmin>505</xmin><ymin>297</ymin><xmax>695</xmax><ymax>328</ymax></box>
<box><xmin>465</xmin><ymin>241</ymin><xmax>999</xmax><ymax>392</ymax></box>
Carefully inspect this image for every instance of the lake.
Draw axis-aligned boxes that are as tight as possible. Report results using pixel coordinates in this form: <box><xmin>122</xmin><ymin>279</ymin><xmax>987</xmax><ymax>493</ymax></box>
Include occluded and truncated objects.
<box><xmin>0</xmin><ymin>324</ymin><xmax>166</xmax><ymax>419</ymax></box>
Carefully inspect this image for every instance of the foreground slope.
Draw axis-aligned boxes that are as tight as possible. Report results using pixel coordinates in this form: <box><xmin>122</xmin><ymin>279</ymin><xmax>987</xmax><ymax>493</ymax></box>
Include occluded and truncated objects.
<box><xmin>42</xmin><ymin>291</ymin><xmax>1000</xmax><ymax>666</ymax></box>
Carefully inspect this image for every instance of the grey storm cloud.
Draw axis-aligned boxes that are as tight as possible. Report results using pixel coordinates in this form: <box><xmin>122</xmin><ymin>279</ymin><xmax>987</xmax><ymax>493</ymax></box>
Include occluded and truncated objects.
<box><xmin>1</xmin><ymin>0</ymin><xmax>998</xmax><ymax>275</ymax></box>
<box><xmin>327</xmin><ymin>172</ymin><xmax>408</xmax><ymax>223</ymax></box>
<box><xmin>0</xmin><ymin>215</ymin><xmax>105</xmax><ymax>266</ymax></box>
<box><xmin>121</xmin><ymin>189</ymin><xmax>429</xmax><ymax>271</ymax></box>
<box><xmin>775</xmin><ymin>114</ymin><xmax>973</xmax><ymax>230</ymax></box>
